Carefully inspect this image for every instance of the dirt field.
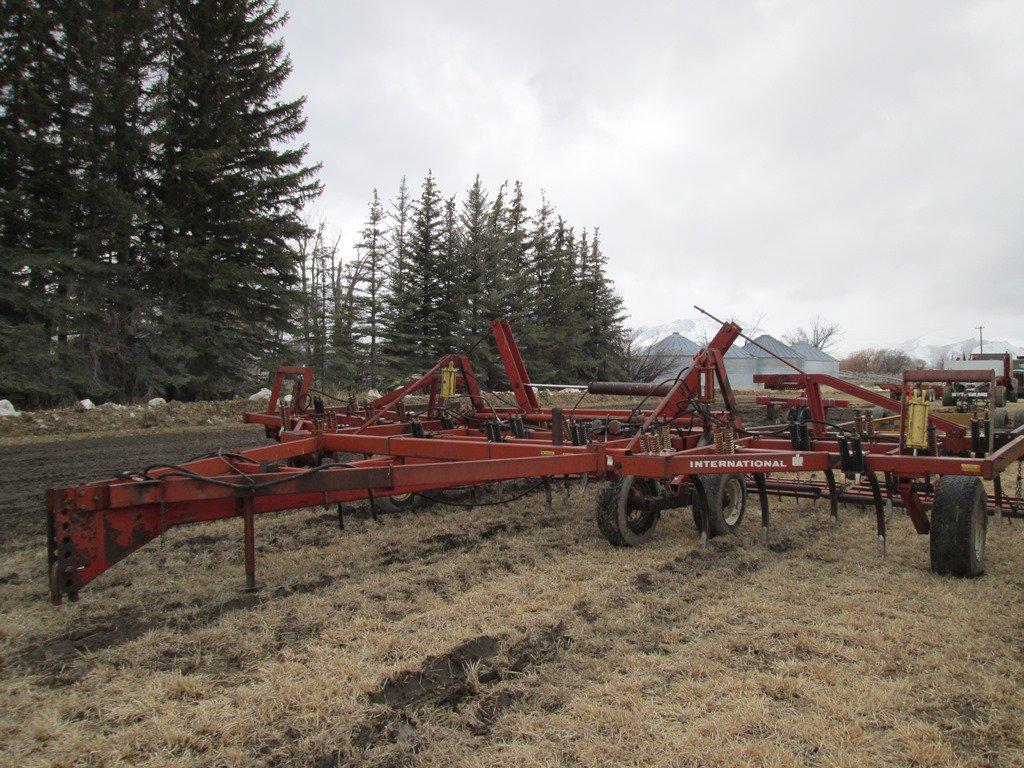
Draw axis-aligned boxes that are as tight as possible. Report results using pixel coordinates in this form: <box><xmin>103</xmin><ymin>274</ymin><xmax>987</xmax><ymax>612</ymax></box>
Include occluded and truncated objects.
<box><xmin>2</xmin><ymin>419</ymin><xmax>1024</xmax><ymax>767</ymax></box>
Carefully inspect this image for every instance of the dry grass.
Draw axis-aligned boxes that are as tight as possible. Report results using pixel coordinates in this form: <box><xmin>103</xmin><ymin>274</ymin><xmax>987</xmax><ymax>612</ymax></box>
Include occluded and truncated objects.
<box><xmin>2</xmin><ymin>457</ymin><xmax>1023</xmax><ymax>767</ymax></box>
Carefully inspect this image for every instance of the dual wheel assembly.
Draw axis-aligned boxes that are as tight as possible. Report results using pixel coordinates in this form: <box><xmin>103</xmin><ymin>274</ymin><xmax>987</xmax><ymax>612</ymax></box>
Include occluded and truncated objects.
<box><xmin>596</xmin><ymin>473</ymin><xmax>988</xmax><ymax>577</ymax></box>
<box><xmin>597</xmin><ymin>473</ymin><xmax>746</xmax><ymax>547</ymax></box>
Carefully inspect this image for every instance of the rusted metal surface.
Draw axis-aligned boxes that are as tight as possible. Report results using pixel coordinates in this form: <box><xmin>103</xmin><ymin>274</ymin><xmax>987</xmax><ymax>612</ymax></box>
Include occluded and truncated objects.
<box><xmin>588</xmin><ymin>381</ymin><xmax>674</xmax><ymax>397</ymax></box>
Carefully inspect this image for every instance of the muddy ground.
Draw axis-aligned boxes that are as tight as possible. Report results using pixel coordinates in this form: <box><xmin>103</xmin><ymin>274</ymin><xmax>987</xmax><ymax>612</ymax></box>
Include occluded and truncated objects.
<box><xmin>1</xmin><ymin>412</ymin><xmax>1023</xmax><ymax>767</ymax></box>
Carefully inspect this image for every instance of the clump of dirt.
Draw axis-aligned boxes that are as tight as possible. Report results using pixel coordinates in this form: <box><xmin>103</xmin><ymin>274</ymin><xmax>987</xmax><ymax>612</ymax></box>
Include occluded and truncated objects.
<box><xmin>368</xmin><ymin>634</ymin><xmax>501</xmax><ymax>710</ymax></box>
<box><xmin>348</xmin><ymin>621</ymin><xmax>570</xmax><ymax>755</ymax></box>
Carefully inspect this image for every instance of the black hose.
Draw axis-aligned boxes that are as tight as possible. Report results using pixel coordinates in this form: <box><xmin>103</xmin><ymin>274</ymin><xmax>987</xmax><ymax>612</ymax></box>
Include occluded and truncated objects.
<box><xmin>414</xmin><ymin>479</ymin><xmax>548</xmax><ymax>507</ymax></box>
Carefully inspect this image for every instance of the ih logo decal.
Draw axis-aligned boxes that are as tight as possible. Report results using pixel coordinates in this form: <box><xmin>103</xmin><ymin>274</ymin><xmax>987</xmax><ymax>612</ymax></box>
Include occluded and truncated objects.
<box><xmin>690</xmin><ymin>454</ymin><xmax>805</xmax><ymax>470</ymax></box>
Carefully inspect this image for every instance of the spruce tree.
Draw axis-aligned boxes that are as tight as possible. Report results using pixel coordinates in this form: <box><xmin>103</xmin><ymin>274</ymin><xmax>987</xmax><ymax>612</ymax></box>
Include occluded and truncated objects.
<box><xmin>459</xmin><ymin>174</ymin><xmax>489</xmax><ymax>349</ymax></box>
<box><xmin>381</xmin><ymin>176</ymin><xmax>417</xmax><ymax>380</ymax></box>
<box><xmin>328</xmin><ymin>251</ymin><xmax>366</xmax><ymax>390</ymax></box>
<box><xmin>525</xmin><ymin>195</ymin><xmax>557</xmax><ymax>381</ymax></box>
<box><xmin>1</xmin><ymin>0</ymin><xmax>166</xmax><ymax>404</ymax></box>
<box><xmin>582</xmin><ymin>228</ymin><xmax>627</xmax><ymax>377</ymax></box>
<box><xmin>75</xmin><ymin>0</ymin><xmax>164</xmax><ymax>400</ymax></box>
<box><xmin>0</xmin><ymin>0</ymin><xmax>67</xmax><ymax>404</ymax></box>
<box><xmin>157</xmin><ymin>0</ymin><xmax>321</xmax><ymax>399</ymax></box>
<box><xmin>354</xmin><ymin>189</ymin><xmax>387</xmax><ymax>388</ymax></box>
<box><xmin>476</xmin><ymin>182</ymin><xmax>509</xmax><ymax>385</ymax></box>
<box><xmin>401</xmin><ymin>171</ymin><xmax>441</xmax><ymax>369</ymax></box>
<box><xmin>433</xmin><ymin>195</ymin><xmax>463</xmax><ymax>358</ymax></box>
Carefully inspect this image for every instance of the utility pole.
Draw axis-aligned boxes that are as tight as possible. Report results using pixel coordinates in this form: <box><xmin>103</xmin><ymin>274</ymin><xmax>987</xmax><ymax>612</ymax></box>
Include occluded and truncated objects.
<box><xmin>977</xmin><ymin>325</ymin><xmax>984</xmax><ymax>354</ymax></box>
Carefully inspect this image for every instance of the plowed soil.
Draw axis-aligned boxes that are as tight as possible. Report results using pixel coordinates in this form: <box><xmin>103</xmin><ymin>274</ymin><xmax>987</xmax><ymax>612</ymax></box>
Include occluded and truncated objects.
<box><xmin>1</xmin><ymin>417</ymin><xmax>1023</xmax><ymax>767</ymax></box>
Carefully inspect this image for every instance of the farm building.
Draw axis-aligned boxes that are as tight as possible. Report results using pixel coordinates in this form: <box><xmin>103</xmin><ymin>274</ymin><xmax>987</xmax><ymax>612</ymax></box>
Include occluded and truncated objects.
<box><xmin>723</xmin><ymin>344</ymin><xmax>758</xmax><ymax>388</ymax></box>
<box><xmin>649</xmin><ymin>333</ymin><xmax>702</xmax><ymax>377</ymax></box>
<box><xmin>650</xmin><ymin>332</ymin><xmax>702</xmax><ymax>359</ymax></box>
<box><xmin>646</xmin><ymin>332</ymin><xmax>836</xmax><ymax>388</ymax></box>
<box><xmin>789</xmin><ymin>341</ymin><xmax>841</xmax><ymax>375</ymax></box>
<box><xmin>743</xmin><ymin>334</ymin><xmax>803</xmax><ymax>376</ymax></box>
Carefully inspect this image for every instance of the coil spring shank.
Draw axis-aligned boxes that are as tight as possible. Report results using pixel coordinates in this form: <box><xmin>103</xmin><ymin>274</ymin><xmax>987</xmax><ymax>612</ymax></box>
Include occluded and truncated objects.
<box><xmin>712</xmin><ymin>424</ymin><xmax>736</xmax><ymax>454</ymax></box>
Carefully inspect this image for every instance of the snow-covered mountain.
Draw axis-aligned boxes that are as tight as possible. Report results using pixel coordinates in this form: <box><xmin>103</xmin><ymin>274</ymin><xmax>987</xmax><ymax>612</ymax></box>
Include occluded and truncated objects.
<box><xmin>633</xmin><ymin>317</ymin><xmax>731</xmax><ymax>348</ymax></box>
<box><xmin>897</xmin><ymin>335</ymin><xmax>1024</xmax><ymax>366</ymax></box>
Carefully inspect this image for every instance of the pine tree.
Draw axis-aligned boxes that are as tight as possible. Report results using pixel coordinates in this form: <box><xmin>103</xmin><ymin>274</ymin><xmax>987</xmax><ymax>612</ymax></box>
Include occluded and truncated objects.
<box><xmin>354</xmin><ymin>189</ymin><xmax>387</xmax><ymax>388</ymax></box>
<box><xmin>73</xmin><ymin>0</ymin><xmax>164</xmax><ymax>401</ymax></box>
<box><xmin>502</xmin><ymin>180</ymin><xmax>533</xmax><ymax>325</ymax></box>
<box><xmin>524</xmin><ymin>195</ymin><xmax>557</xmax><ymax>381</ymax></box>
<box><xmin>0</xmin><ymin>0</ymin><xmax>68</xmax><ymax>405</ymax></box>
<box><xmin>578</xmin><ymin>228</ymin><xmax>626</xmax><ymax>379</ymax></box>
<box><xmin>405</xmin><ymin>170</ymin><xmax>444</xmax><ymax>369</ymax></box>
<box><xmin>433</xmin><ymin>195</ymin><xmax>463</xmax><ymax>358</ymax></box>
<box><xmin>156</xmin><ymin>0</ymin><xmax>321</xmax><ymax>399</ymax></box>
<box><xmin>381</xmin><ymin>176</ymin><xmax>417</xmax><ymax>380</ymax></box>
<box><xmin>1</xmin><ymin>0</ymin><xmax>166</xmax><ymax>404</ymax></box>
<box><xmin>329</xmin><ymin>250</ymin><xmax>367</xmax><ymax>390</ymax></box>
<box><xmin>459</xmin><ymin>174</ymin><xmax>489</xmax><ymax>349</ymax></box>
<box><xmin>475</xmin><ymin>182</ymin><xmax>509</xmax><ymax>385</ymax></box>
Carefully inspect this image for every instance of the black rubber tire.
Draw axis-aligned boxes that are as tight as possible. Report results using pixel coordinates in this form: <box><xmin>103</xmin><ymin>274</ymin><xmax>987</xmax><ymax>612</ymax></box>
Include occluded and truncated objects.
<box><xmin>991</xmin><ymin>408</ymin><xmax>1008</xmax><ymax>429</ymax></box>
<box><xmin>1008</xmin><ymin>388</ymin><xmax>1018</xmax><ymax>403</ymax></box>
<box><xmin>1015</xmin><ymin>409</ymin><xmax>1024</xmax><ymax>429</ymax></box>
<box><xmin>373</xmin><ymin>492</ymin><xmax>424</xmax><ymax>515</ymax></box>
<box><xmin>994</xmin><ymin>388</ymin><xmax>1007</xmax><ymax>408</ymax></box>
<box><xmin>941</xmin><ymin>388</ymin><xmax>956</xmax><ymax>407</ymax></box>
<box><xmin>929</xmin><ymin>476</ymin><xmax>987</xmax><ymax>577</ymax></box>
<box><xmin>692</xmin><ymin>473</ymin><xmax>747</xmax><ymax>538</ymax></box>
<box><xmin>596</xmin><ymin>476</ymin><xmax>660</xmax><ymax>547</ymax></box>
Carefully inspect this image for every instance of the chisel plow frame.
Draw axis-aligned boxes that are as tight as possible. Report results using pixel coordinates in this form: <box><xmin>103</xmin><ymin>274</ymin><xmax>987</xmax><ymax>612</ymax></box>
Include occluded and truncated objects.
<box><xmin>46</xmin><ymin>312</ymin><xmax>1024</xmax><ymax>604</ymax></box>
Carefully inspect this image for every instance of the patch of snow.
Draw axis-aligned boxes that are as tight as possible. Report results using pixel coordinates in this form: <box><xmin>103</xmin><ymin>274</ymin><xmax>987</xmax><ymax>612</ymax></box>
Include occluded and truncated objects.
<box><xmin>366</xmin><ymin>389</ymin><xmax>382</xmax><ymax>400</ymax></box>
<box><xmin>282</xmin><ymin>394</ymin><xmax>292</xmax><ymax>405</ymax></box>
<box><xmin>147</xmin><ymin>397</ymin><xmax>167</xmax><ymax>407</ymax></box>
<box><xmin>79</xmin><ymin>399</ymin><xmax>95</xmax><ymax>410</ymax></box>
<box><xmin>0</xmin><ymin>399</ymin><xmax>20</xmax><ymax>417</ymax></box>
<box><xmin>248</xmin><ymin>387</ymin><xmax>272</xmax><ymax>401</ymax></box>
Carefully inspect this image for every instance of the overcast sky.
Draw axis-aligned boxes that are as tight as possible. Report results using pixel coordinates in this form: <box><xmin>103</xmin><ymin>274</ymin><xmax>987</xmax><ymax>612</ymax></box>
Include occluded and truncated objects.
<box><xmin>280</xmin><ymin>0</ymin><xmax>1023</xmax><ymax>354</ymax></box>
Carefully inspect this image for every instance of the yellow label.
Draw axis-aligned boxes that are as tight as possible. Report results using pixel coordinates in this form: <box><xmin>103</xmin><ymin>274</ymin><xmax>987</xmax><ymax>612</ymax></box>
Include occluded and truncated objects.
<box><xmin>960</xmin><ymin>463</ymin><xmax>981</xmax><ymax>473</ymax></box>
<box><xmin>540</xmin><ymin>450</ymin><xmax>555</xmax><ymax>456</ymax></box>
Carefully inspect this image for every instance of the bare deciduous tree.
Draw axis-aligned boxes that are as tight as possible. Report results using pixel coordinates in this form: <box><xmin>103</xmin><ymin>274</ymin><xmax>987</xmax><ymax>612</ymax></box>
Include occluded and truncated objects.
<box><xmin>784</xmin><ymin>316</ymin><xmax>842</xmax><ymax>351</ymax></box>
<box><xmin>841</xmin><ymin>349</ymin><xmax>926</xmax><ymax>375</ymax></box>
<box><xmin>621</xmin><ymin>328</ymin><xmax>676</xmax><ymax>382</ymax></box>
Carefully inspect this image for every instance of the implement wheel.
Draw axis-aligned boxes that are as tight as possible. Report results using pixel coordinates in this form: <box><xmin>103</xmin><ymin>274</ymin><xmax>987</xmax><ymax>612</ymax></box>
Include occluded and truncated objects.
<box><xmin>942</xmin><ymin>387</ymin><xmax>956</xmax><ymax>407</ymax></box>
<box><xmin>930</xmin><ymin>476</ymin><xmax>987</xmax><ymax>577</ymax></box>
<box><xmin>374</xmin><ymin>492</ymin><xmax>425</xmax><ymax>515</ymax></box>
<box><xmin>692</xmin><ymin>473</ymin><xmax>747</xmax><ymax>538</ymax></box>
<box><xmin>597</xmin><ymin>476</ymin><xmax>660</xmax><ymax>547</ymax></box>
<box><xmin>991</xmin><ymin>408</ymin><xmax>1008</xmax><ymax>429</ymax></box>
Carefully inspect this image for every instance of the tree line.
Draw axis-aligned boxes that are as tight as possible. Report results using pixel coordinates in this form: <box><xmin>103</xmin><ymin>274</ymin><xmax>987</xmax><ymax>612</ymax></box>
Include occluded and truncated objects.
<box><xmin>297</xmin><ymin>174</ymin><xmax>627</xmax><ymax>392</ymax></box>
<box><xmin>1</xmin><ymin>0</ymin><xmax>629</xmax><ymax>407</ymax></box>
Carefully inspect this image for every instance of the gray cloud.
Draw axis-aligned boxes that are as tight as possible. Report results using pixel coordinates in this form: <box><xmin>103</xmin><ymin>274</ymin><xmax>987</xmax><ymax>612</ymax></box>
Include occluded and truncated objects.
<box><xmin>281</xmin><ymin>0</ymin><xmax>1024</xmax><ymax>353</ymax></box>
